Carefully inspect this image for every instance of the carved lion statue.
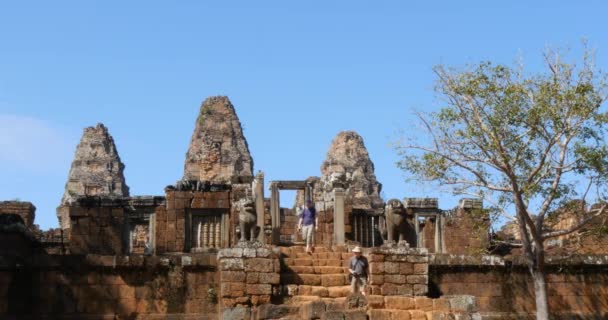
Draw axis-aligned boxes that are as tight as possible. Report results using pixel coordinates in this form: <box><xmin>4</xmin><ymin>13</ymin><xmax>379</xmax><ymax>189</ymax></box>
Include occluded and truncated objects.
<box><xmin>237</xmin><ymin>198</ymin><xmax>259</xmax><ymax>242</ymax></box>
<box><xmin>384</xmin><ymin>198</ymin><xmax>408</xmax><ymax>243</ymax></box>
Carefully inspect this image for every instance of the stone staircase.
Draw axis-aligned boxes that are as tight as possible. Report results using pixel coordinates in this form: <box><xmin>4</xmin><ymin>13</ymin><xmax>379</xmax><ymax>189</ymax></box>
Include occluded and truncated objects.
<box><xmin>279</xmin><ymin>245</ymin><xmax>354</xmax><ymax>300</ymax></box>
<box><xmin>252</xmin><ymin>245</ymin><xmax>482</xmax><ymax>320</ymax></box>
<box><xmin>254</xmin><ymin>292</ymin><xmax>482</xmax><ymax>320</ymax></box>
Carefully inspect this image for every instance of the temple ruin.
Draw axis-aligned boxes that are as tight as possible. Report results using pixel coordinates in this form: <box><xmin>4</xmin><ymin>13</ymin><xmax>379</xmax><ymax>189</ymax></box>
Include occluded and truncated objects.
<box><xmin>1</xmin><ymin>95</ymin><xmax>607</xmax><ymax>319</ymax></box>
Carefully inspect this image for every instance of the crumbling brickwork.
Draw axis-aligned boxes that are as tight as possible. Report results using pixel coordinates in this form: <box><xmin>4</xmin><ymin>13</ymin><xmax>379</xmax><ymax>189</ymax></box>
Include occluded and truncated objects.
<box><xmin>157</xmin><ymin>190</ymin><xmax>231</xmax><ymax>254</ymax></box>
<box><xmin>0</xmin><ymin>201</ymin><xmax>35</xmax><ymax>228</ymax></box>
<box><xmin>0</xmin><ymin>253</ymin><xmax>219</xmax><ymax>318</ymax></box>
<box><xmin>217</xmin><ymin>245</ymin><xmax>281</xmax><ymax>318</ymax></box>
<box><xmin>430</xmin><ymin>254</ymin><xmax>608</xmax><ymax>319</ymax></box>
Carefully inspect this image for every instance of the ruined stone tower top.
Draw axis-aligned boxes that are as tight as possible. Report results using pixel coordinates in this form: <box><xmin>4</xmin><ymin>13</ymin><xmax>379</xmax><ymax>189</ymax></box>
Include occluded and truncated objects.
<box><xmin>60</xmin><ymin>123</ymin><xmax>129</xmax><ymax>205</ymax></box>
<box><xmin>183</xmin><ymin>96</ymin><xmax>254</xmax><ymax>184</ymax></box>
<box><xmin>320</xmin><ymin>131</ymin><xmax>383</xmax><ymax>210</ymax></box>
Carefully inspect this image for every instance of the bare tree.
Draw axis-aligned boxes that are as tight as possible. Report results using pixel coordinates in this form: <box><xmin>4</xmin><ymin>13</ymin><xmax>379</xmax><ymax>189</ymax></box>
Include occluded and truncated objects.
<box><xmin>396</xmin><ymin>46</ymin><xmax>608</xmax><ymax>319</ymax></box>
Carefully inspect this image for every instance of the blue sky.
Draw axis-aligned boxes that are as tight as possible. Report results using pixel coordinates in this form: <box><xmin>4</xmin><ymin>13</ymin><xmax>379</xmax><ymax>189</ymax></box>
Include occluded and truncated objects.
<box><xmin>1</xmin><ymin>1</ymin><xmax>607</xmax><ymax>230</ymax></box>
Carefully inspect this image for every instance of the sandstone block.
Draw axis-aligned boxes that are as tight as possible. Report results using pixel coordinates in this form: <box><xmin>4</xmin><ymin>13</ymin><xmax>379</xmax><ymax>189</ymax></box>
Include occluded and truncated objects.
<box><xmin>246</xmin><ymin>272</ymin><xmax>259</xmax><ymax>284</ymax></box>
<box><xmin>301</xmin><ymin>300</ymin><xmax>326</xmax><ymax>319</ymax></box>
<box><xmin>246</xmin><ymin>284</ymin><xmax>272</xmax><ymax>295</ymax></box>
<box><xmin>220</xmin><ymin>258</ymin><xmax>244</xmax><ymax>271</ymax></box>
<box><xmin>322</xmin><ymin>274</ymin><xmax>347</xmax><ymax>287</ymax></box>
<box><xmin>367</xmin><ymin>309</ymin><xmax>392</xmax><ymax>320</ymax></box>
<box><xmin>433</xmin><ymin>298</ymin><xmax>451</xmax><ymax>312</ymax></box>
<box><xmin>369</xmin><ymin>262</ymin><xmax>384</xmax><ymax>275</ymax></box>
<box><xmin>414</xmin><ymin>297</ymin><xmax>433</xmax><ymax>311</ymax></box>
<box><xmin>406</xmin><ymin>255</ymin><xmax>428</xmax><ymax>263</ymax></box>
<box><xmin>385</xmin><ymin>274</ymin><xmax>406</xmax><ymax>284</ymax></box>
<box><xmin>245</xmin><ymin>258</ymin><xmax>274</xmax><ymax>272</ymax></box>
<box><xmin>369</xmin><ymin>275</ymin><xmax>384</xmax><ymax>285</ymax></box>
<box><xmin>223</xmin><ymin>306</ymin><xmax>251</xmax><ymax>320</ymax></box>
<box><xmin>258</xmin><ymin>272</ymin><xmax>280</xmax><ymax>285</ymax></box>
<box><xmin>311</xmin><ymin>286</ymin><xmax>329</xmax><ymax>297</ymax></box>
<box><xmin>399</xmin><ymin>262</ymin><xmax>414</xmax><ymax>274</ymax></box>
<box><xmin>251</xmin><ymin>294</ymin><xmax>271</xmax><ymax>306</ymax></box>
<box><xmin>413</xmin><ymin>263</ymin><xmax>428</xmax><ymax>275</ymax></box>
<box><xmin>221</xmin><ymin>271</ymin><xmax>246</xmax><ymax>283</ymax></box>
<box><xmin>407</xmin><ymin>275</ymin><xmax>428</xmax><ymax>285</ymax></box>
<box><xmin>384</xmin><ymin>262</ymin><xmax>399</xmax><ymax>274</ymax></box>
<box><xmin>413</xmin><ymin>284</ymin><xmax>427</xmax><ymax>296</ymax></box>
<box><xmin>256</xmin><ymin>303</ymin><xmax>293</xmax><ymax>319</ymax></box>
<box><xmin>384</xmin><ymin>296</ymin><xmax>415</xmax><ymax>311</ymax></box>
<box><xmin>344</xmin><ymin>310</ymin><xmax>367</xmax><ymax>320</ymax></box>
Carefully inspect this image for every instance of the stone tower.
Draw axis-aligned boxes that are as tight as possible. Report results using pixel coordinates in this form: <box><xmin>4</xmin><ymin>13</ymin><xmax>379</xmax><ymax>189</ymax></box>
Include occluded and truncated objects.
<box><xmin>57</xmin><ymin>123</ymin><xmax>129</xmax><ymax>229</ymax></box>
<box><xmin>183</xmin><ymin>96</ymin><xmax>254</xmax><ymax>184</ymax></box>
<box><xmin>319</xmin><ymin>131</ymin><xmax>383</xmax><ymax>210</ymax></box>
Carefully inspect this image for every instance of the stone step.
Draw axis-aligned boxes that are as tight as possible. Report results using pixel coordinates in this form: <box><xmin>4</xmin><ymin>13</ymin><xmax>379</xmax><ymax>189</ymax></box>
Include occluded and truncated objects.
<box><xmin>285</xmin><ymin>266</ymin><xmax>349</xmax><ymax>274</ymax></box>
<box><xmin>288</xmin><ymin>285</ymin><xmax>353</xmax><ymax>298</ymax></box>
<box><xmin>292</xmin><ymin>252</ymin><xmax>348</xmax><ymax>260</ymax></box>
<box><xmin>280</xmin><ymin>273</ymin><xmax>350</xmax><ymax>286</ymax></box>
<box><xmin>279</xmin><ymin>245</ymin><xmax>350</xmax><ymax>257</ymax></box>
<box><xmin>289</xmin><ymin>285</ymin><xmax>350</xmax><ymax>303</ymax></box>
<box><xmin>283</xmin><ymin>258</ymin><xmax>348</xmax><ymax>267</ymax></box>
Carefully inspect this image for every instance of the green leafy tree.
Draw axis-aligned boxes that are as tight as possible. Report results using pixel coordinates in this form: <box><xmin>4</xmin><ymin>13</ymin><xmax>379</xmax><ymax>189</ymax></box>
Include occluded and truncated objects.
<box><xmin>397</xmin><ymin>46</ymin><xmax>608</xmax><ymax>319</ymax></box>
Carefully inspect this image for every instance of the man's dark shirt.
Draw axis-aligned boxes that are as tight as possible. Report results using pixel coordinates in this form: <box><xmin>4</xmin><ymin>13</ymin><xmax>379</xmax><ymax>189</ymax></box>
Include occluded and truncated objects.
<box><xmin>299</xmin><ymin>207</ymin><xmax>316</xmax><ymax>226</ymax></box>
<box><xmin>349</xmin><ymin>256</ymin><xmax>369</xmax><ymax>277</ymax></box>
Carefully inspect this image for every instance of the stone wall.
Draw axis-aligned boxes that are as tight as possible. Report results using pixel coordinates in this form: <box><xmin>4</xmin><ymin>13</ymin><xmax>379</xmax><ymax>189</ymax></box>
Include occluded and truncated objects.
<box><xmin>158</xmin><ymin>190</ymin><xmax>231</xmax><ymax>254</ymax></box>
<box><xmin>68</xmin><ymin>198</ymin><xmax>127</xmax><ymax>255</ymax></box>
<box><xmin>217</xmin><ymin>245</ymin><xmax>281</xmax><ymax>319</ymax></box>
<box><xmin>0</xmin><ymin>201</ymin><xmax>36</xmax><ymax>228</ymax></box>
<box><xmin>366</xmin><ymin>244</ymin><xmax>429</xmax><ymax>297</ymax></box>
<box><xmin>0</xmin><ymin>253</ymin><xmax>219</xmax><ymax>319</ymax></box>
<box><xmin>430</xmin><ymin>254</ymin><xmax>608</xmax><ymax>319</ymax></box>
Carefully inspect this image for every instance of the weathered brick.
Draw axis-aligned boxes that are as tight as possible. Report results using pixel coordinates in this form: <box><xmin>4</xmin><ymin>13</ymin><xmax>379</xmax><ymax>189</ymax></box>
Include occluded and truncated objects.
<box><xmin>246</xmin><ymin>284</ymin><xmax>272</xmax><ymax>295</ymax></box>
<box><xmin>245</xmin><ymin>258</ymin><xmax>275</xmax><ymax>272</ymax></box>
<box><xmin>406</xmin><ymin>275</ymin><xmax>428</xmax><ymax>285</ymax></box>
<box><xmin>246</xmin><ymin>272</ymin><xmax>260</xmax><ymax>284</ymax></box>
<box><xmin>221</xmin><ymin>271</ymin><xmax>246</xmax><ymax>282</ymax></box>
<box><xmin>300</xmin><ymin>300</ymin><xmax>326</xmax><ymax>319</ymax></box>
<box><xmin>385</xmin><ymin>296</ymin><xmax>415</xmax><ymax>310</ymax></box>
<box><xmin>366</xmin><ymin>309</ymin><xmax>393</xmax><ymax>320</ymax></box>
<box><xmin>251</xmin><ymin>294</ymin><xmax>271</xmax><ymax>306</ymax></box>
<box><xmin>369</xmin><ymin>275</ymin><xmax>384</xmax><ymax>285</ymax></box>
<box><xmin>414</xmin><ymin>297</ymin><xmax>433</xmax><ymax>311</ymax></box>
<box><xmin>413</xmin><ymin>284</ymin><xmax>427</xmax><ymax>296</ymax></box>
<box><xmin>369</xmin><ymin>262</ymin><xmax>384</xmax><ymax>275</ymax></box>
<box><xmin>399</xmin><ymin>262</ymin><xmax>414</xmax><ymax>274</ymax></box>
<box><xmin>258</xmin><ymin>272</ymin><xmax>280</xmax><ymax>285</ymax></box>
<box><xmin>413</xmin><ymin>263</ymin><xmax>427</xmax><ymax>275</ymax></box>
<box><xmin>322</xmin><ymin>274</ymin><xmax>347</xmax><ymax>287</ymax></box>
<box><xmin>385</xmin><ymin>274</ymin><xmax>406</xmax><ymax>284</ymax></box>
<box><xmin>220</xmin><ymin>258</ymin><xmax>244</xmax><ymax>271</ymax></box>
<box><xmin>384</xmin><ymin>262</ymin><xmax>399</xmax><ymax>274</ymax></box>
<box><xmin>433</xmin><ymin>298</ymin><xmax>451</xmax><ymax>312</ymax></box>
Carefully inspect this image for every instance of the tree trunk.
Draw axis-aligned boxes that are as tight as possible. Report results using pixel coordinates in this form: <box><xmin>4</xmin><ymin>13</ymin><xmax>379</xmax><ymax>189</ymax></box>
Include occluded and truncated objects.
<box><xmin>532</xmin><ymin>269</ymin><xmax>549</xmax><ymax>320</ymax></box>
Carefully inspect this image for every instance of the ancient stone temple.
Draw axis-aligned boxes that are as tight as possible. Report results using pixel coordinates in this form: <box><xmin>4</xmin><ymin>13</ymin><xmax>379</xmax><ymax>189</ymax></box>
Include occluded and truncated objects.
<box><xmin>1</xmin><ymin>96</ymin><xmax>607</xmax><ymax>320</ymax></box>
<box><xmin>316</xmin><ymin>131</ymin><xmax>385</xmax><ymax>247</ymax></box>
<box><xmin>183</xmin><ymin>96</ymin><xmax>254</xmax><ymax>184</ymax></box>
<box><xmin>56</xmin><ymin>123</ymin><xmax>129</xmax><ymax>230</ymax></box>
<box><xmin>319</xmin><ymin>131</ymin><xmax>384</xmax><ymax>212</ymax></box>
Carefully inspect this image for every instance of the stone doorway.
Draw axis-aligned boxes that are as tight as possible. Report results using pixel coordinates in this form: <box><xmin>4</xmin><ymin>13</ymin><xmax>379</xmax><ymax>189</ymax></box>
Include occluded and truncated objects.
<box><xmin>269</xmin><ymin>180</ymin><xmax>314</xmax><ymax>245</ymax></box>
<box><xmin>350</xmin><ymin>209</ymin><xmax>383</xmax><ymax>247</ymax></box>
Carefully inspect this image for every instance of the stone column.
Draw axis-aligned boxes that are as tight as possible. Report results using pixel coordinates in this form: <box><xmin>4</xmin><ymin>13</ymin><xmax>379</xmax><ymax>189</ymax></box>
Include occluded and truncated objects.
<box><xmin>269</xmin><ymin>183</ymin><xmax>280</xmax><ymax>245</ymax></box>
<box><xmin>414</xmin><ymin>213</ymin><xmax>420</xmax><ymax>248</ymax></box>
<box><xmin>333</xmin><ymin>188</ymin><xmax>345</xmax><ymax>245</ymax></box>
<box><xmin>434</xmin><ymin>214</ymin><xmax>442</xmax><ymax>253</ymax></box>
<box><xmin>253</xmin><ymin>172</ymin><xmax>265</xmax><ymax>243</ymax></box>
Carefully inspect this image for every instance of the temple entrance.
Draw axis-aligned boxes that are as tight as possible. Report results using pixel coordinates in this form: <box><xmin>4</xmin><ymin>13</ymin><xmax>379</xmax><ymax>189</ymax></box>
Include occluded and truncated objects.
<box><xmin>350</xmin><ymin>210</ymin><xmax>383</xmax><ymax>247</ymax></box>
<box><xmin>269</xmin><ymin>180</ymin><xmax>314</xmax><ymax>245</ymax></box>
